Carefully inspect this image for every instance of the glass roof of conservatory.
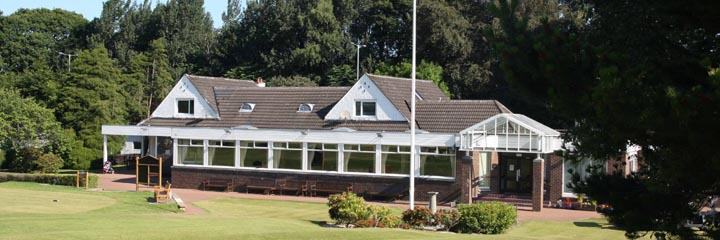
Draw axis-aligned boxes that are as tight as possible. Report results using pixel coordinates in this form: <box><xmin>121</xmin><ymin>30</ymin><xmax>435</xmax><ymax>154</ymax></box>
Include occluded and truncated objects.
<box><xmin>459</xmin><ymin>114</ymin><xmax>562</xmax><ymax>153</ymax></box>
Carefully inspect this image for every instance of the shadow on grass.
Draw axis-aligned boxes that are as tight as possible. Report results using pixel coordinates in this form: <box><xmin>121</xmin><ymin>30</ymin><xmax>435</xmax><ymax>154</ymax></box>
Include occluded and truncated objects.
<box><xmin>573</xmin><ymin>221</ymin><xmax>621</xmax><ymax>230</ymax></box>
<box><xmin>307</xmin><ymin>220</ymin><xmax>343</xmax><ymax>228</ymax></box>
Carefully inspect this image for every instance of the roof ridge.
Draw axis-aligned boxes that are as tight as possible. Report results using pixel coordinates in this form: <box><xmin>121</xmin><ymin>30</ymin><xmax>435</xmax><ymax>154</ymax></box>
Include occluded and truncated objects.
<box><xmin>366</xmin><ymin>73</ymin><xmax>435</xmax><ymax>83</ymax></box>
<box><xmin>185</xmin><ymin>74</ymin><xmax>255</xmax><ymax>83</ymax></box>
<box><xmin>213</xmin><ymin>86</ymin><xmax>351</xmax><ymax>90</ymax></box>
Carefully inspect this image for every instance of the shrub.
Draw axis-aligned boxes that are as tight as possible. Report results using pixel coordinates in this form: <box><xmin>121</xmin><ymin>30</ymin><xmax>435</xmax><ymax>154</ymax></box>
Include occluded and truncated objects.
<box><xmin>354</xmin><ymin>219</ymin><xmax>385</xmax><ymax>228</ymax></box>
<box><xmin>366</xmin><ymin>205</ymin><xmax>394</xmax><ymax>228</ymax></box>
<box><xmin>434</xmin><ymin>209</ymin><xmax>461</xmax><ymax>231</ymax></box>
<box><xmin>383</xmin><ymin>215</ymin><xmax>402</xmax><ymax>228</ymax></box>
<box><xmin>327</xmin><ymin>192</ymin><xmax>369</xmax><ymax>227</ymax></box>
<box><xmin>454</xmin><ymin>202</ymin><xmax>517</xmax><ymax>234</ymax></box>
<box><xmin>402</xmin><ymin>206</ymin><xmax>432</xmax><ymax>227</ymax></box>
<box><xmin>0</xmin><ymin>172</ymin><xmax>98</xmax><ymax>188</ymax></box>
<box><xmin>36</xmin><ymin>153</ymin><xmax>64</xmax><ymax>173</ymax></box>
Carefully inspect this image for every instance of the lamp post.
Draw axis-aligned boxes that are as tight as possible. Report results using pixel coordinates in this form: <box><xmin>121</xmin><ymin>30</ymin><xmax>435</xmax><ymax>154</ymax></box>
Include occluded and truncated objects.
<box><xmin>58</xmin><ymin>52</ymin><xmax>77</xmax><ymax>73</ymax></box>
<box><xmin>409</xmin><ymin>0</ymin><xmax>417</xmax><ymax>209</ymax></box>
<box><xmin>352</xmin><ymin>42</ymin><xmax>366</xmax><ymax>80</ymax></box>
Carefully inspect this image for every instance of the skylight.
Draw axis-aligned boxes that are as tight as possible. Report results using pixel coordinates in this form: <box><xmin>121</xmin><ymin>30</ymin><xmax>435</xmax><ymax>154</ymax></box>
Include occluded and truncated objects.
<box><xmin>240</xmin><ymin>103</ymin><xmax>255</xmax><ymax>112</ymax></box>
<box><xmin>298</xmin><ymin>103</ymin><xmax>314</xmax><ymax>112</ymax></box>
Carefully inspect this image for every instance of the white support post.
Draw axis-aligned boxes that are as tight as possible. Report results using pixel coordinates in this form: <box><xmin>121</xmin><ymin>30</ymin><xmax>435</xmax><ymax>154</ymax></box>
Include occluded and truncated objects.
<box><xmin>338</xmin><ymin>144</ymin><xmax>344</xmax><ymax>172</ymax></box>
<box><xmin>235</xmin><ymin>140</ymin><xmax>241</xmax><ymax>168</ymax></box>
<box><xmin>375</xmin><ymin>144</ymin><xmax>382</xmax><ymax>174</ymax></box>
<box><xmin>203</xmin><ymin>139</ymin><xmax>209</xmax><ymax>166</ymax></box>
<box><xmin>268</xmin><ymin>142</ymin><xmax>274</xmax><ymax>169</ymax></box>
<box><xmin>302</xmin><ymin>142</ymin><xmax>309</xmax><ymax>171</ymax></box>
<box><xmin>409</xmin><ymin>0</ymin><xmax>417</xmax><ymax>209</ymax></box>
<box><xmin>173</xmin><ymin>138</ymin><xmax>178</xmax><ymax>165</ymax></box>
<box><xmin>152</xmin><ymin>136</ymin><xmax>158</xmax><ymax>156</ymax></box>
<box><xmin>102</xmin><ymin>135</ymin><xmax>108</xmax><ymax>165</ymax></box>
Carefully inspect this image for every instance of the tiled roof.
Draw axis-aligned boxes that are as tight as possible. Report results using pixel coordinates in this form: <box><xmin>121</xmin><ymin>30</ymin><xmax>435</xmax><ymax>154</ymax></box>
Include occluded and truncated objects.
<box><xmin>416</xmin><ymin>100</ymin><xmax>512</xmax><ymax>133</ymax></box>
<box><xmin>185</xmin><ymin>74</ymin><xmax>257</xmax><ymax>115</ymax></box>
<box><xmin>366</xmin><ymin>74</ymin><xmax>449</xmax><ymax>119</ymax></box>
<box><xmin>140</xmin><ymin>74</ymin><xmax>513</xmax><ymax>133</ymax></box>
<box><xmin>213</xmin><ymin>86</ymin><xmax>349</xmax><ymax>129</ymax></box>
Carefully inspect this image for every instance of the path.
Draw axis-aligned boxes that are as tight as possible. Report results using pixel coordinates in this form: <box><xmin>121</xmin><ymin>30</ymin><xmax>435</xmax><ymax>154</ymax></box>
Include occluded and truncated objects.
<box><xmin>97</xmin><ymin>172</ymin><xmax>602</xmax><ymax>221</ymax></box>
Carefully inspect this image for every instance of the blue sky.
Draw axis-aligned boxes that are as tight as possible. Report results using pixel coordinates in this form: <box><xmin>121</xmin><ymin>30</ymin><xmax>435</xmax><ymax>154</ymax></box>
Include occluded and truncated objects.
<box><xmin>0</xmin><ymin>0</ymin><xmax>242</xmax><ymax>28</ymax></box>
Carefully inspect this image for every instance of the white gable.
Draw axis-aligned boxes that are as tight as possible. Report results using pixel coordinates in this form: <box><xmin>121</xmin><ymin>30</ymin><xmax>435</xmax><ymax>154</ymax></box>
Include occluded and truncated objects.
<box><xmin>325</xmin><ymin>75</ymin><xmax>406</xmax><ymax>121</ymax></box>
<box><xmin>151</xmin><ymin>75</ymin><xmax>219</xmax><ymax>119</ymax></box>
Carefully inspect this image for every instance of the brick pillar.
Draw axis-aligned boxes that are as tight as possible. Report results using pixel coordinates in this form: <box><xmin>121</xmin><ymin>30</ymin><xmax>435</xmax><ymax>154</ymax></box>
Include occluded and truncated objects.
<box><xmin>532</xmin><ymin>157</ymin><xmax>545</xmax><ymax>212</ymax></box>
<box><xmin>547</xmin><ymin>154</ymin><xmax>564</xmax><ymax>204</ymax></box>
<box><xmin>456</xmin><ymin>153</ymin><xmax>474</xmax><ymax>204</ymax></box>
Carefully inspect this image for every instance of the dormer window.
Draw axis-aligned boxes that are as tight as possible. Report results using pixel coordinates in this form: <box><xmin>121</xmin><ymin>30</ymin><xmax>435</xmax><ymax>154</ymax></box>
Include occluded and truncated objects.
<box><xmin>298</xmin><ymin>103</ymin><xmax>314</xmax><ymax>112</ymax></box>
<box><xmin>355</xmin><ymin>100</ymin><xmax>376</xmax><ymax>117</ymax></box>
<box><xmin>240</xmin><ymin>103</ymin><xmax>255</xmax><ymax>112</ymax></box>
<box><xmin>177</xmin><ymin>99</ymin><xmax>194</xmax><ymax>114</ymax></box>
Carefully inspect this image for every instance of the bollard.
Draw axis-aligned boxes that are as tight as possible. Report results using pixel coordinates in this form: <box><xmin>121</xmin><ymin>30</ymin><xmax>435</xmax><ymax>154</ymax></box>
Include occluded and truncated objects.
<box><xmin>428</xmin><ymin>191</ymin><xmax>439</xmax><ymax>214</ymax></box>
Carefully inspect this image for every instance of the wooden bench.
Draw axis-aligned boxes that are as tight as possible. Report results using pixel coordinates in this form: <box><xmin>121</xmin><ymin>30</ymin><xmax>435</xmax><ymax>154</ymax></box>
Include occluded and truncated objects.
<box><xmin>277</xmin><ymin>179</ymin><xmax>306</xmax><ymax>196</ymax></box>
<box><xmin>363</xmin><ymin>183</ymin><xmax>408</xmax><ymax>201</ymax></box>
<box><xmin>309</xmin><ymin>181</ymin><xmax>353</xmax><ymax>197</ymax></box>
<box><xmin>154</xmin><ymin>182</ymin><xmax>172</xmax><ymax>203</ymax></box>
<box><xmin>243</xmin><ymin>178</ymin><xmax>278</xmax><ymax>194</ymax></box>
<box><xmin>203</xmin><ymin>178</ymin><xmax>234</xmax><ymax>192</ymax></box>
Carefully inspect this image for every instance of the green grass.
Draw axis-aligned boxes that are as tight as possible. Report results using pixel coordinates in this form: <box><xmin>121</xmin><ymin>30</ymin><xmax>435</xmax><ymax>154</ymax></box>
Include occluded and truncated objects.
<box><xmin>0</xmin><ymin>181</ymin><xmax>630</xmax><ymax>240</ymax></box>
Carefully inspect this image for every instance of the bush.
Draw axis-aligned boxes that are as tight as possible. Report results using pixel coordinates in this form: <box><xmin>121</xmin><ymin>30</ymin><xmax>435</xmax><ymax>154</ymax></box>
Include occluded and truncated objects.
<box><xmin>366</xmin><ymin>205</ymin><xmax>394</xmax><ymax>228</ymax></box>
<box><xmin>327</xmin><ymin>192</ymin><xmax>369</xmax><ymax>227</ymax></box>
<box><xmin>454</xmin><ymin>202</ymin><xmax>517</xmax><ymax>234</ymax></box>
<box><xmin>354</xmin><ymin>219</ymin><xmax>385</xmax><ymax>228</ymax></box>
<box><xmin>434</xmin><ymin>209</ymin><xmax>461</xmax><ymax>231</ymax></box>
<box><xmin>402</xmin><ymin>206</ymin><xmax>432</xmax><ymax>227</ymax></box>
<box><xmin>36</xmin><ymin>153</ymin><xmax>64</xmax><ymax>173</ymax></box>
<box><xmin>383</xmin><ymin>215</ymin><xmax>402</xmax><ymax>228</ymax></box>
<box><xmin>0</xmin><ymin>172</ymin><xmax>98</xmax><ymax>188</ymax></box>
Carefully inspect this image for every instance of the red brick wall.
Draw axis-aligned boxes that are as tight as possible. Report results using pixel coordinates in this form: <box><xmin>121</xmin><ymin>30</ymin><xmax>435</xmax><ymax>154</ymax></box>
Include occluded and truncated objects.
<box><xmin>172</xmin><ymin>166</ymin><xmax>461</xmax><ymax>203</ymax></box>
<box><xmin>546</xmin><ymin>154</ymin><xmax>564</xmax><ymax>202</ymax></box>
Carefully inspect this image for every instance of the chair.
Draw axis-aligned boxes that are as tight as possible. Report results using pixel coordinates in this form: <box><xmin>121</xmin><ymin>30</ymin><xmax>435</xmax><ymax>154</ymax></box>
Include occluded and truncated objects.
<box><xmin>154</xmin><ymin>181</ymin><xmax>172</xmax><ymax>203</ymax></box>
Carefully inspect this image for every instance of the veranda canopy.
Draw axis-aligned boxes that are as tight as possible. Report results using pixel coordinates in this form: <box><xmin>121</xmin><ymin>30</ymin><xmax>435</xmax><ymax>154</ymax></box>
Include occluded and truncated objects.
<box><xmin>459</xmin><ymin>113</ymin><xmax>562</xmax><ymax>153</ymax></box>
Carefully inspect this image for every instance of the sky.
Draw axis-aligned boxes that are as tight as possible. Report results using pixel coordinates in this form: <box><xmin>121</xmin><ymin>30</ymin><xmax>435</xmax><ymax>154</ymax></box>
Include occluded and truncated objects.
<box><xmin>0</xmin><ymin>0</ymin><xmax>241</xmax><ymax>28</ymax></box>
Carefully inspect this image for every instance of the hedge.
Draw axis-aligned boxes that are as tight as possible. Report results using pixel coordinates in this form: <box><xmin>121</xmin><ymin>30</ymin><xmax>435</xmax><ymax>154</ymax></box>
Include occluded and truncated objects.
<box><xmin>0</xmin><ymin>172</ymin><xmax>99</xmax><ymax>188</ymax></box>
<box><xmin>454</xmin><ymin>201</ymin><xmax>517</xmax><ymax>234</ymax></box>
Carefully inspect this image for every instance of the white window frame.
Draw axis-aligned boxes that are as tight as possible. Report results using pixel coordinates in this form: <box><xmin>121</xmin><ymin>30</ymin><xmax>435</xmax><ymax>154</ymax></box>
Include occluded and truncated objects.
<box><xmin>176</xmin><ymin>99</ymin><xmax>195</xmax><ymax>115</ymax></box>
<box><xmin>354</xmin><ymin>100</ymin><xmax>377</xmax><ymax>117</ymax></box>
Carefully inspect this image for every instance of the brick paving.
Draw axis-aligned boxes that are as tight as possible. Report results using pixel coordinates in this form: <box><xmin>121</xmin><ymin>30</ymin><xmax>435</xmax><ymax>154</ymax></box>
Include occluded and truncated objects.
<box><xmin>97</xmin><ymin>172</ymin><xmax>603</xmax><ymax>221</ymax></box>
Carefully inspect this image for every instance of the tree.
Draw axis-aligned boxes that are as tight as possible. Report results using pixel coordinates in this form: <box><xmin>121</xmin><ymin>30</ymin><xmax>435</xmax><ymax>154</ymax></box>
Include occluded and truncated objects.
<box><xmin>56</xmin><ymin>46</ymin><xmax>126</xmax><ymax>159</ymax></box>
<box><xmin>0</xmin><ymin>88</ymin><xmax>67</xmax><ymax>172</ymax></box>
<box><xmin>126</xmin><ymin>38</ymin><xmax>174</xmax><ymax>121</ymax></box>
<box><xmin>267</xmin><ymin>75</ymin><xmax>318</xmax><ymax>87</ymax></box>
<box><xmin>491</xmin><ymin>0</ymin><xmax>720</xmax><ymax>237</ymax></box>
<box><xmin>0</xmin><ymin>8</ymin><xmax>87</xmax><ymax>73</ymax></box>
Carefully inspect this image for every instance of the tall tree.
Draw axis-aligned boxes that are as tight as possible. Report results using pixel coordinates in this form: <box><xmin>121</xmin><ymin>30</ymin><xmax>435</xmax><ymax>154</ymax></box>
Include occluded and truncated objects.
<box><xmin>126</xmin><ymin>38</ymin><xmax>174</xmax><ymax>121</ymax></box>
<box><xmin>491</xmin><ymin>0</ymin><xmax>720</xmax><ymax>237</ymax></box>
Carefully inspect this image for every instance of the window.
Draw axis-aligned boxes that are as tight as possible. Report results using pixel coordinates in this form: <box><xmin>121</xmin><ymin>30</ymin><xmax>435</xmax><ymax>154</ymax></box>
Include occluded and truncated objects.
<box><xmin>240</xmin><ymin>103</ymin><xmax>255</xmax><ymax>112</ymax></box>
<box><xmin>381</xmin><ymin>145</ymin><xmax>411</xmax><ymax>175</ymax></box>
<box><xmin>477</xmin><ymin>152</ymin><xmax>491</xmax><ymax>187</ymax></box>
<box><xmin>355</xmin><ymin>101</ymin><xmax>376</xmax><ymax>116</ymax></box>
<box><xmin>308</xmin><ymin>143</ymin><xmax>338</xmax><ymax>171</ymax></box>
<box><xmin>343</xmin><ymin>144</ymin><xmax>376</xmax><ymax>173</ymax></box>
<box><xmin>208</xmin><ymin>140</ymin><xmax>235</xmax><ymax>167</ymax></box>
<box><xmin>298</xmin><ymin>103</ymin><xmax>314</xmax><ymax>112</ymax></box>
<box><xmin>419</xmin><ymin>146</ymin><xmax>456</xmax><ymax>177</ymax></box>
<box><xmin>177</xmin><ymin>99</ymin><xmax>194</xmax><ymax>114</ymax></box>
<box><xmin>132</xmin><ymin>142</ymin><xmax>142</xmax><ymax>150</ymax></box>
<box><xmin>273</xmin><ymin>142</ymin><xmax>302</xmax><ymax>170</ymax></box>
<box><xmin>177</xmin><ymin>139</ymin><xmax>203</xmax><ymax>165</ymax></box>
<box><xmin>240</xmin><ymin>141</ymin><xmax>267</xmax><ymax>168</ymax></box>
<box><xmin>563</xmin><ymin>158</ymin><xmax>605</xmax><ymax>194</ymax></box>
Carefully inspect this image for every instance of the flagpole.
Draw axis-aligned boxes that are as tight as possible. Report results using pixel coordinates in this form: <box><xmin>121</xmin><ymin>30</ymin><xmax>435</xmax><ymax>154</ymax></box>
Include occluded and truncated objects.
<box><xmin>409</xmin><ymin>0</ymin><xmax>417</xmax><ymax>210</ymax></box>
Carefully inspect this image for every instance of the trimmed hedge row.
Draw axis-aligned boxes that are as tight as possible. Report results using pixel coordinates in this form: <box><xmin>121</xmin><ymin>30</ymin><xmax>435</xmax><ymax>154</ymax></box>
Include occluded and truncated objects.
<box><xmin>0</xmin><ymin>172</ymin><xmax>99</xmax><ymax>188</ymax></box>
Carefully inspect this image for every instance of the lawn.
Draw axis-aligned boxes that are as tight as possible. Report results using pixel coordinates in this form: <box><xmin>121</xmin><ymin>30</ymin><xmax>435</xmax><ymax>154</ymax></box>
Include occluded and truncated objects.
<box><xmin>0</xmin><ymin>182</ymin><xmax>629</xmax><ymax>240</ymax></box>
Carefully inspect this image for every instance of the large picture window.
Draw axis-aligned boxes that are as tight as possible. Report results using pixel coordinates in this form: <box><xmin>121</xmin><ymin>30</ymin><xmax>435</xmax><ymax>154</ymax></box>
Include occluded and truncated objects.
<box><xmin>343</xmin><ymin>144</ymin><xmax>376</xmax><ymax>173</ymax></box>
<box><xmin>419</xmin><ymin>146</ymin><xmax>456</xmax><ymax>177</ymax></box>
<box><xmin>563</xmin><ymin>158</ymin><xmax>605</xmax><ymax>194</ymax></box>
<box><xmin>381</xmin><ymin>145</ymin><xmax>411</xmax><ymax>175</ymax></box>
<box><xmin>273</xmin><ymin>142</ymin><xmax>302</xmax><ymax>170</ymax></box>
<box><xmin>355</xmin><ymin>101</ymin><xmax>376</xmax><ymax>116</ymax></box>
<box><xmin>240</xmin><ymin>141</ymin><xmax>268</xmax><ymax>168</ymax></box>
<box><xmin>477</xmin><ymin>152</ymin><xmax>492</xmax><ymax>187</ymax></box>
<box><xmin>177</xmin><ymin>139</ymin><xmax>203</xmax><ymax>165</ymax></box>
<box><xmin>208</xmin><ymin>140</ymin><xmax>235</xmax><ymax>167</ymax></box>
<box><xmin>177</xmin><ymin>99</ymin><xmax>194</xmax><ymax>114</ymax></box>
<box><xmin>308</xmin><ymin>143</ymin><xmax>338</xmax><ymax>171</ymax></box>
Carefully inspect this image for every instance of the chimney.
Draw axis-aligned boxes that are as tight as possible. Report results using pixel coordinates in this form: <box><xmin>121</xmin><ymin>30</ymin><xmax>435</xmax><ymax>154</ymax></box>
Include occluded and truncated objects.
<box><xmin>256</xmin><ymin>77</ymin><xmax>266</xmax><ymax>87</ymax></box>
